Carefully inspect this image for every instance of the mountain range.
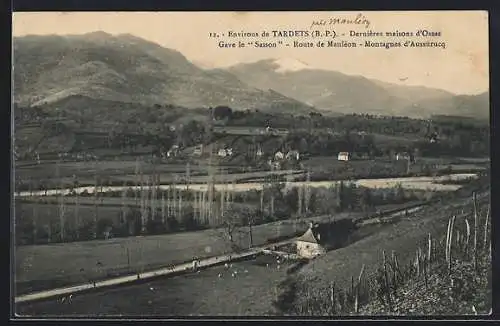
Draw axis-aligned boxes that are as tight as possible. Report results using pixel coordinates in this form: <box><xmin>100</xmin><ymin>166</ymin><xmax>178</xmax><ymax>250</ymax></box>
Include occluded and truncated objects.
<box><xmin>224</xmin><ymin>58</ymin><xmax>489</xmax><ymax>119</ymax></box>
<box><xmin>13</xmin><ymin>32</ymin><xmax>313</xmax><ymax>115</ymax></box>
<box><xmin>13</xmin><ymin>32</ymin><xmax>489</xmax><ymax>120</ymax></box>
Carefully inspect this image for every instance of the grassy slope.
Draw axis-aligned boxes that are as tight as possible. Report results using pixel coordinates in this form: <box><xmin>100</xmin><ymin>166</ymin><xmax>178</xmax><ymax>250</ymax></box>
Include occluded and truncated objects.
<box><xmin>285</xmin><ymin>189</ymin><xmax>490</xmax><ymax>313</ymax></box>
<box><xmin>358</xmin><ymin>253</ymin><xmax>492</xmax><ymax>315</ymax></box>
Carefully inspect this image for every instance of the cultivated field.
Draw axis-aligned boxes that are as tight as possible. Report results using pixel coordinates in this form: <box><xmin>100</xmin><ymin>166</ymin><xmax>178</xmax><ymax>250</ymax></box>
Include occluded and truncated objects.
<box><xmin>16</xmin><ymin>254</ymin><xmax>295</xmax><ymax>317</ymax></box>
<box><xmin>303</xmin><ymin>156</ymin><xmax>486</xmax><ymax>177</ymax></box>
<box><xmin>15</xmin><ymin>212</ymin><xmax>353</xmax><ymax>295</ymax></box>
<box><xmin>16</xmin><ymin>221</ymin><xmax>388</xmax><ymax>317</ymax></box>
<box><xmin>15</xmin><ymin>159</ymin><xmax>303</xmax><ymax>189</ymax></box>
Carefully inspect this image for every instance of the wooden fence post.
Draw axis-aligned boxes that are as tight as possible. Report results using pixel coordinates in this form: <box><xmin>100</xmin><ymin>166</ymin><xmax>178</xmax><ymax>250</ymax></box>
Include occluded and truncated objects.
<box><xmin>473</xmin><ymin>192</ymin><xmax>478</xmax><ymax>271</ymax></box>
<box><xmin>413</xmin><ymin>249</ymin><xmax>418</xmax><ymax>278</ymax></box>
<box><xmin>355</xmin><ymin>264</ymin><xmax>365</xmax><ymax>313</ymax></box>
<box><xmin>484</xmin><ymin>205</ymin><xmax>490</xmax><ymax>251</ymax></box>
<box><xmin>448</xmin><ymin>215</ymin><xmax>456</xmax><ymax>275</ymax></box>
<box><xmin>382</xmin><ymin>250</ymin><xmax>392</xmax><ymax>311</ymax></box>
<box><xmin>446</xmin><ymin>217</ymin><xmax>452</xmax><ymax>263</ymax></box>
<box><xmin>391</xmin><ymin>251</ymin><xmax>397</xmax><ymax>289</ymax></box>
<box><xmin>465</xmin><ymin>216</ymin><xmax>471</xmax><ymax>258</ymax></box>
<box><xmin>350</xmin><ymin>275</ymin><xmax>355</xmax><ymax>308</ymax></box>
<box><xmin>428</xmin><ymin>233</ymin><xmax>432</xmax><ymax>263</ymax></box>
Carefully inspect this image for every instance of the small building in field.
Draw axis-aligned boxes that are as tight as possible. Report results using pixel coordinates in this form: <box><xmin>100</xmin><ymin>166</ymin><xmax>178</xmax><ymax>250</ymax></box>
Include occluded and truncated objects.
<box><xmin>274</xmin><ymin>151</ymin><xmax>285</xmax><ymax>161</ymax></box>
<box><xmin>395</xmin><ymin>152</ymin><xmax>410</xmax><ymax>161</ymax></box>
<box><xmin>286</xmin><ymin>150</ymin><xmax>300</xmax><ymax>161</ymax></box>
<box><xmin>167</xmin><ymin>145</ymin><xmax>180</xmax><ymax>158</ymax></box>
<box><xmin>396</xmin><ymin>152</ymin><xmax>416</xmax><ymax>163</ymax></box>
<box><xmin>218</xmin><ymin>148</ymin><xmax>233</xmax><ymax>157</ymax></box>
<box><xmin>256</xmin><ymin>147</ymin><xmax>264</xmax><ymax>157</ymax></box>
<box><xmin>429</xmin><ymin>132</ymin><xmax>438</xmax><ymax>143</ymax></box>
<box><xmin>217</xmin><ymin>149</ymin><xmax>226</xmax><ymax>157</ymax></box>
<box><xmin>296</xmin><ymin>220</ymin><xmax>357</xmax><ymax>259</ymax></box>
<box><xmin>193</xmin><ymin>144</ymin><xmax>203</xmax><ymax>156</ymax></box>
<box><xmin>296</xmin><ymin>224</ymin><xmax>327</xmax><ymax>259</ymax></box>
<box><xmin>337</xmin><ymin>152</ymin><xmax>351</xmax><ymax>161</ymax></box>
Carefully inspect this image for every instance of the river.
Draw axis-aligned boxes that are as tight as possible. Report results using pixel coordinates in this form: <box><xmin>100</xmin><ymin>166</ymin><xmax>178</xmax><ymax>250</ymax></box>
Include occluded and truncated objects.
<box><xmin>15</xmin><ymin>173</ymin><xmax>478</xmax><ymax>198</ymax></box>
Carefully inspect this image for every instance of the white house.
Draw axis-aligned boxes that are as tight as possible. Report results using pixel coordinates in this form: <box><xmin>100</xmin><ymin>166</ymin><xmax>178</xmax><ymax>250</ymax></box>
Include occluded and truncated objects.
<box><xmin>274</xmin><ymin>151</ymin><xmax>285</xmax><ymax>161</ymax></box>
<box><xmin>286</xmin><ymin>150</ymin><xmax>300</xmax><ymax>161</ymax></box>
<box><xmin>296</xmin><ymin>221</ymin><xmax>355</xmax><ymax>259</ymax></box>
<box><xmin>395</xmin><ymin>152</ymin><xmax>410</xmax><ymax>161</ymax></box>
<box><xmin>338</xmin><ymin>152</ymin><xmax>350</xmax><ymax>161</ymax></box>
<box><xmin>218</xmin><ymin>149</ymin><xmax>227</xmax><ymax>157</ymax></box>
<box><xmin>193</xmin><ymin>144</ymin><xmax>203</xmax><ymax>156</ymax></box>
<box><xmin>217</xmin><ymin>148</ymin><xmax>233</xmax><ymax>157</ymax></box>
<box><xmin>167</xmin><ymin>145</ymin><xmax>180</xmax><ymax>157</ymax></box>
<box><xmin>296</xmin><ymin>223</ymin><xmax>327</xmax><ymax>259</ymax></box>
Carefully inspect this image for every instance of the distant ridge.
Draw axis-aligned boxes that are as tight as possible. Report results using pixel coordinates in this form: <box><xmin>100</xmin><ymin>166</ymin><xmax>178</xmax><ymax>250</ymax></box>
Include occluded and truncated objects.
<box><xmin>224</xmin><ymin>59</ymin><xmax>489</xmax><ymax>119</ymax></box>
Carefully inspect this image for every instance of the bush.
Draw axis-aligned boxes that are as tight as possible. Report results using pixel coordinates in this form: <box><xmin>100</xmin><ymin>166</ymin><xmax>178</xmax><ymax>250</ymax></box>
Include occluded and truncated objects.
<box><xmin>124</xmin><ymin>208</ymin><xmax>142</xmax><ymax>236</ymax></box>
<box><xmin>96</xmin><ymin>217</ymin><xmax>115</xmax><ymax>239</ymax></box>
<box><xmin>15</xmin><ymin>219</ymin><xmax>35</xmax><ymax>245</ymax></box>
<box><xmin>181</xmin><ymin>212</ymin><xmax>201</xmax><ymax>231</ymax></box>
<box><xmin>146</xmin><ymin>218</ymin><xmax>167</xmax><ymax>235</ymax></box>
<box><xmin>78</xmin><ymin>219</ymin><xmax>96</xmax><ymax>241</ymax></box>
<box><xmin>80</xmin><ymin>189</ymin><xmax>91</xmax><ymax>197</ymax></box>
<box><xmin>166</xmin><ymin>215</ymin><xmax>180</xmax><ymax>232</ymax></box>
<box><xmin>34</xmin><ymin>225</ymin><xmax>50</xmax><ymax>244</ymax></box>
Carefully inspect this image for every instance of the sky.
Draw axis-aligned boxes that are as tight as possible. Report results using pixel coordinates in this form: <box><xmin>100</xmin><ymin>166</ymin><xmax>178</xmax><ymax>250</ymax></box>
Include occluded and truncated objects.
<box><xmin>13</xmin><ymin>11</ymin><xmax>489</xmax><ymax>95</ymax></box>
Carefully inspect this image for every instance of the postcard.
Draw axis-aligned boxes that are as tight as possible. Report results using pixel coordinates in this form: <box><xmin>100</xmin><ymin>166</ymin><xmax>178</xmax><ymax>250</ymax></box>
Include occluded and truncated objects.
<box><xmin>12</xmin><ymin>11</ymin><xmax>490</xmax><ymax>318</ymax></box>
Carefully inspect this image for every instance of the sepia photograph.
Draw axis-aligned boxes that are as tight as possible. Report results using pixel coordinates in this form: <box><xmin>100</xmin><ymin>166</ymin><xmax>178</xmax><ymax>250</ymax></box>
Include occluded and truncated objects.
<box><xmin>12</xmin><ymin>11</ymin><xmax>490</xmax><ymax>317</ymax></box>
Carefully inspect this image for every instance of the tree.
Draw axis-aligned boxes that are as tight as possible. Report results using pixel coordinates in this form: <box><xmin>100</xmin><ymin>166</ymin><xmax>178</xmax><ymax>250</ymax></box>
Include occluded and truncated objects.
<box><xmin>181</xmin><ymin>211</ymin><xmax>200</xmax><ymax>231</ymax></box>
<box><xmin>124</xmin><ymin>208</ymin><xmax>142</xmax><ymax>236</ymax></box>
<box><xmin>237</xmin><ymin>206</ymin><xmax>258</xmax><ymax>248</ymax></box>
<box><xmin>220</xmin><ymin>204</ymin><xmax>257</xmax><ymax>251</ymax></box>
<box><xmin>393</xmin><ymin>183</ymin><xmax>405</xmax><ymax>203</ymax></box>
<box><xmin>298</xmin><ymin>137</ymin><xmax>309</xmax><ymax>153</ymax></box>
<box><xmin>96</xmin><ymin>217</ymin><xmax>114</xmax><ymax>239</ymax></box>
<box><xmin>167</xmin><ymin>215</ymin><xmax>180</xmax><ymax>232</ymax></box>
<box><xmin>336</xmin><ymin>181</ymin><xmax>346</xmax><ymax>212</ymax></box>
<box><xmin>359</xmin><ymin>187</ymin><xmax>374</xmax><ymax>213</ymax></box>
<box><xmin>221</xmin><ymin>205</ymin><xmax>240</xmax><ymax>244</ymax></box>
<box><xmin>284</xmin><ymin>187</ymin><xmax>299</xmax><ymax>214</ymax></box>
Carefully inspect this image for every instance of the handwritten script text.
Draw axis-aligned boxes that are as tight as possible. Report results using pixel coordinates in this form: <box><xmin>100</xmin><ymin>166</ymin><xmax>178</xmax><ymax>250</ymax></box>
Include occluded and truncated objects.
<box><xmin>311</xmin><ymin>13</ymin><xmax>371</xmax><ymax>29</ymax></box>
